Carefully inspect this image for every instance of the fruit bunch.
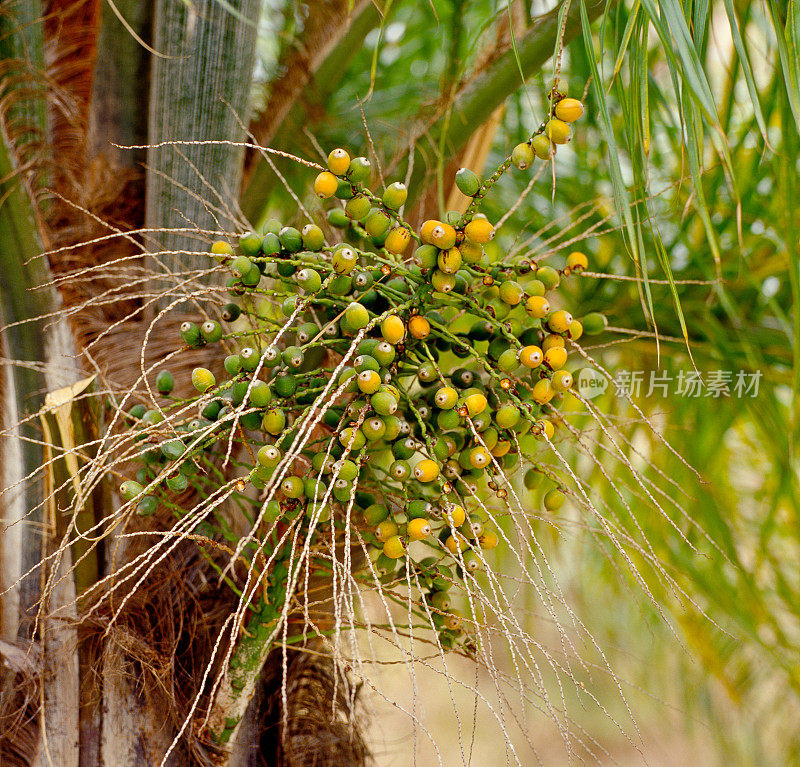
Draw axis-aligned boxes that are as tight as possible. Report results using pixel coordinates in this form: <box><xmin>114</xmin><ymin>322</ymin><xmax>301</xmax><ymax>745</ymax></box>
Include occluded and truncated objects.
<box><xmin>118</xmin><ymin>91</ymin><xmax>605</xmax><ymax>653</ymax></box>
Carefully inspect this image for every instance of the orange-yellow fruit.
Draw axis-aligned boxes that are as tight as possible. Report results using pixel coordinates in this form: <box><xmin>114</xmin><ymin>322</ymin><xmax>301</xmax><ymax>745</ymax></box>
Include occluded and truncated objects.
<box><xmin>469</xmin><ymin>446</ymin><xmax>491</xmax><ymax>469</ymax></box>
<box><xmin>407</xmin><ymin>518</ymin><xmax>432</xmax><ymax>540</ymax></box>
<box><xmin>544</xmin><ymin>346</ymin><xmax>568</xmax><ymax>370</ymax></box>
<box><xmin>437</xmin><ymin>246</ymin><xmax>461</xmax><ymax>274</ymax></box>
<box><xmin>327</xmin><ymin>148</ymin><xmax>351</xmax><ymax>175</ymax></box>
<box><xmin>314</xmin><ymin>171</ymin><xmax>338</xmax><ymax>198</ymax></box>
<box><xmin>445</xmin><ymin>534</ymin><xmax>467</xmax><ymax>556</ymax></box>
<box><xmin>525</xmin><ymin>295</ymin><xmax>550</xmax><ymax>319</ymax></box>
<box><xmin>375</xmin><ymin>519</ymin><xmax>399</xmax><ymax>541</ymax></box>
<box><xmin>381</xmin><ymin>315</ymin><xmax>405</xmax><ymax>344</ymax></box>
<box><xmin>443</xmin><ymin>504</ymin><xmax>466</xmax><ymax>527</ymax></box>
<box><xmin>532</xmin><ymin>378</ymin><xmax>555</xmax><ymax>404</ymax></box>
<box><xmin>555</xmin><ymin>97</ymin><xmax>584</xmax><ymax>123</ymax></box>
<box><xmin>385</xmin><ymin>226</ymin><xmax>412</xmax><ymax>255</ymax></box>
<box><xmin>519</xmin><ymin>345</ymin><xmax>543</xmax><ymax>369</ymax></box>
<box><xmin>566</xmin><ymin>251</ymin><xmax>588</xmax><ymax>272</ymax></box>
<box><xmin>413</xmin><ymin>459</ymin><xmax>439</xmax><ymax>483</ymax></box>
<box><xmin>534</xmin><ymin>419</ymin><xmax>555</xmax><ymax>440</ymax></box>
<box><xmin>463</xmin><ymin>392</ymin><xmax>488</xmax><ymax>417</ymax></box>
<box><xmin>545</xmin><ymin>118</ymin><xmax>572</xmax><ymax>144</ymax></box>
<box><xmin>568</xmin><ymin>319</ymin><xmax>583</xmax><ymax>340</ymax></box>
<box><xmin>408</xmin><ymin>314</ymin><xmax>431</xmax><ymax>340</ymax></box>
<box><xmin>541</xmin><ymin>334</ymin><xmax>565</xmax><ymax>352</ymax></box>
<box><xmin>552</xmin><ymin>369</ymin><xmax>573</xmax><ymax>391</ymax></box>
<box><xmin>479</xmin><ymin>529</ymin><xmax>499</xmax><ymax>549</ymax></box>
<box><xmin>490</xmin><ymin>440</ymin><xmax>511</xmax><ymax>458</ymax></box>
<box><xmin>464</xmin><ymin>218</ymin><xmax>495</xmax><ymax>244</ymax></box>
<box><xmin>548</xmin><ymin>310</ymin><xmax>573</xmax><ymax>334</ymax></box>
<box><xmin>431</xmin><ymin>223</ymin><xmax>457</xmax><ymax>250</ymax></box>
<box><xmin>383</xmin><ymin>535</ymin><xmax>406</xmax><ymax>559</ymax></box>
<box><xmin>420</xmin><ymin>219</ymin><xmax>445</xmax><ymax>245</ymax></box>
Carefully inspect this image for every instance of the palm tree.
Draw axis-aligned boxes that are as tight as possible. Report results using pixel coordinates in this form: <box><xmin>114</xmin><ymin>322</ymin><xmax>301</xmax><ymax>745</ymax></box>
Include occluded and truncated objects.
<box><xmin>0</xmin><ymin>0</ymin><xmax>797</xmax><ymax>764</ymax></box>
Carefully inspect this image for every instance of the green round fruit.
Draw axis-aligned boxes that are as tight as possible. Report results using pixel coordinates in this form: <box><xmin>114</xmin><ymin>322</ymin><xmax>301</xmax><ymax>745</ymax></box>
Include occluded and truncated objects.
<box><xmin>382</xmin><ymin>182</ymin><xmax>408</xmax><ymax>210</ymax></box>
<box><xmin>249</xmin><ymin>382</ymin><xmax>273</xmax><ymax>408</ymax></box>
<box><xmin>166</xmin><ymin>474</ymin><xmax>188</xmax><ymax>492</ymax></box>
<box><xmin>345</xmin><ymin>194</ymin><xmax>371</xmax><ymax>221</ymax></box>
<box><xmin>273</xmin><ymin>373</ymin><xmax>297</xmax><ymax>399</ymax></box>
<box><xmin>296</xmin><ymin>268</ymin><xmax>322</xmax><ymax>293</ymax></box>
<box><xmin>201</xmin><ymin>320</ymin><xmax>223</xmax><ymax>343</ymax></box>
<box><xmin>156</xmin><ymin>370</ymin><xmax>174</xmax><ymax>395</ymax></box>
<box><xmin>262</xmin><ymin>408</ymin><xmax>286</xmax><ymax>435</ymax></box>
<box><xmin>279</xmin><ymin>226</ymin><xmax>302</xmax><ymax>252</ymax></box>
<box><xmin>180</xmin><ymin>321</ymin><xmax>202</xmax><ymax>348</ymax></box>
<box><xmin>120</xmin><ymin>480</ymin><xmax>144</xmax><ymax>502</ymax></box>
<box><xmin>301</xmin><ymin>224</ymin><xmax>325</xmax><ymax>251</ymax></box>
<box><xmin>239</xmin><ymin>232</ymin><xmax>262</xmax><ymax>257</ymax></box>
<box><xmin>261</xmin><ymin>232</ymin><xmax>281</xmax><ymax>255</ymax></box>
<box><xmin>345</xmin><ymin>302</ymin><xmax>370</xmax><ymax>330</ymax></box>
<box><xmin>371</xmin><ymin>390</ymin><xmax>398</xmax><ymax>416</ymax></box>
<box><xmin>282</xmin><ymin>346</ymin><xmax>304</xmax><ymax>369</ymax></box>
<box><xmin>582</xmin><ymin>312</ymin><xmax>608</xmax><ymax>335</ymax></box>
<box><xmin>365</xmin><ymin>209</ymin><xmax>391</xmax><ymax>238</ymax></box>
<box><xmin>511</xmin><ymin>142</ymin><xmax>534</xmax><ymax>170</ymax></box>
<box><xmin>281</xmin><ymin>476</ymin><xmax>304</xmax><ymax>499</ymax></box>
<box><xmin>221</xmin><ymin>303</ymin><xmax>241</xmax><ymax>322</ymax></box>
<box><xmin>347</xmin><ymin>156</ymin><xmax>371</xmax><ymax>183</ymax></box>
<box><xmin>327</xmin><ymin>208</ymin><xmax>350</xmax><ymax>228</ymax></box>
<box><xmin>137</xmin><ymin>496</ymin><xmax>158</xmax><ymax>516</ymax></box>
<box><xmin>455</xmin><ymin>167</ymin><xmax>481</xmax><ymax>196</ymax></box>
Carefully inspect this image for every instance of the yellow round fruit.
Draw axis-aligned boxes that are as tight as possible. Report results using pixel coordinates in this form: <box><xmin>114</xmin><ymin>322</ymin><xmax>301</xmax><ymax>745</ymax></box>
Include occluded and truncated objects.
<box><xmin>437</xmin><ymin>246</ymin><xmax>461</xmax><ymax>274</ymax></box>
<box><xmin>431</xmin><ymin>223</ymin><xmax>457</xmax><ymax>250</ymax></box>
<box><xmin>435</xmin><ymin>386</ymin><xmax>459</xmax><ymax>409</ymax></box>
<box><xmin>566</xmin><ymin>251</ymin><xmax>588</xmax><ymax>272</ymax></box>
<box><xmin>544</xmin><ymin>346</ymin><xmax>568</xmax><ymax>370</ymax></box>
<box><xmin>519</xmin><ymin>345</ymin><xmax>543</xmax><ymax>368</ymax></box>
<box><xmin>463</xmin><ymin>392</ymin><xmax>488</xmax><ymax>417</ymax></box>
<box><xmin>555</xmin><ymin>97</ymin><xmax>585</xmax><ymax>123</ymax></box>
<box><xmin>460</xmin><ymin>240</ymin><xmax>484</xmax><ymax>264</ymax></box>
<box><xmin>381</xmin><ymin>315</ymin><xmax>405</xmax><ymax>345</ymax></box>
<box><xmin>357</xmin><ymin>370</ymin><xmax>381</xmax><ymax>394</ymax></box>
<box><xmin>407</xmin><ymin>517</ymin><xmax>432</xmax><ymax>540</ymax></box>
<box><xmin>385</xmin><ymin>226</ymin><xmax>411</xmax><ymax>255</ymax></box>
<box><xmin>431</xmin><ymin>270</ymin><xmax>456</xmax><ymax>293</ymax></box>
<box><xmin>375</xmin><ymin>519</ymin><xmax>399</xmax><ymax>541</ymax></box>
<box><xmin>479</xmin><ymin>529</ymin><xmax>499</xmax><ymax>549</ymax></box>
<box><xmin>525</xmin><ymin>295</ymin><xmax>550</xmax><ymax>319</ymax></box>
<box><xmin>327</xmin><ymin>148</ymin><xmax>351</xmax><ymax>175</ymax></box>
<box><xmin>420</xmin><ymin>219</ymin><xmax>445</xmax><ymax>245</ymax></box>
<box><xmin>568</xmin><ymin>319</ymin><xmax>583</xmax><ymax>340</ymax></box>
<box><xmin>210</xmin><ymin>240</ymin><xmax>234</xmax><ymax>258</ymax></box>
<box><xmin>408</xmin><ymin>314</ymin><xmax>431</xmax><ymax>340</ymax></box>
<box><xmin>552</xmin><ymin>369</ymin><xmax>573</xmax><ymax>391</ymax></box>
<box><xmin>534</xmin><ymin>419</ymin><xmax>555</xmax><ymax>440</ymax></box>
<box><xmin>532</xmin><ymin>378</ymin><xmax>555</xmax><ymax>404</ymax></box>
<box><xmin>445</xmin><ymin>534</ymin><xmax>467</xmax><ymax>556</ymax></box>
<box><xmin>548</xmin><ymin>310</ymin><xmax>573</xmax><ymax>334</ymax></box>
<box><xmin>541</xmin><ymin>334</ymin><xmax>565</xmax><ymax>352</ymax></box>
<box><xmin>413</xmin><ymin>459</ymin><xmax>439</xmax><ymax>483</ymax></box>
<box><xmin>443</xmin><ymin>504</ymin><xmax>466</xmax><ymax>527</ymax></box>
<box><xmin>314</xmin><ymin>170</ymin><xmax>338</xmax><ymax>198</ymax></box>
<box><xmin>469</xmin><ymin>446</ymin><xmax>491</xmax><ymax>469</ymax></box>
<box><xmin>443</xmin><ymin>609</ymin><xmax>463</xmax><ymax>630</ymax></box>
<box><xmin>464</xmin><ymin>218</ymin><xmax>495</xmax><ymax>244</ymax></box>
<box><xmin>545</xmin><ymin>118</ymin><xmax>572</xmax><ymax>144</ymax></box>
<box><xmin>490</xmin><ymin>440</ymin><xmax>511</xmax><ymax>458</ymax></box>
<box><xmin>532</xmin><ymin>134</ymin><xmax>552</xmax><ymax>160</ymax></box>
<box><xmin>383</xmin><ymin>535</ymin><xmax>406</xmax><ymax>559</ymax></box>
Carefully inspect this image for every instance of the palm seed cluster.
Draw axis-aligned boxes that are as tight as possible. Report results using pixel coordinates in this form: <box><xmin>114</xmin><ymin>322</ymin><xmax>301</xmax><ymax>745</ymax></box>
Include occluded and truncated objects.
<box><xmin>119</xmin><ymin>93</ymin><xmax>606</xmax><ymax>652</ymax></box>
